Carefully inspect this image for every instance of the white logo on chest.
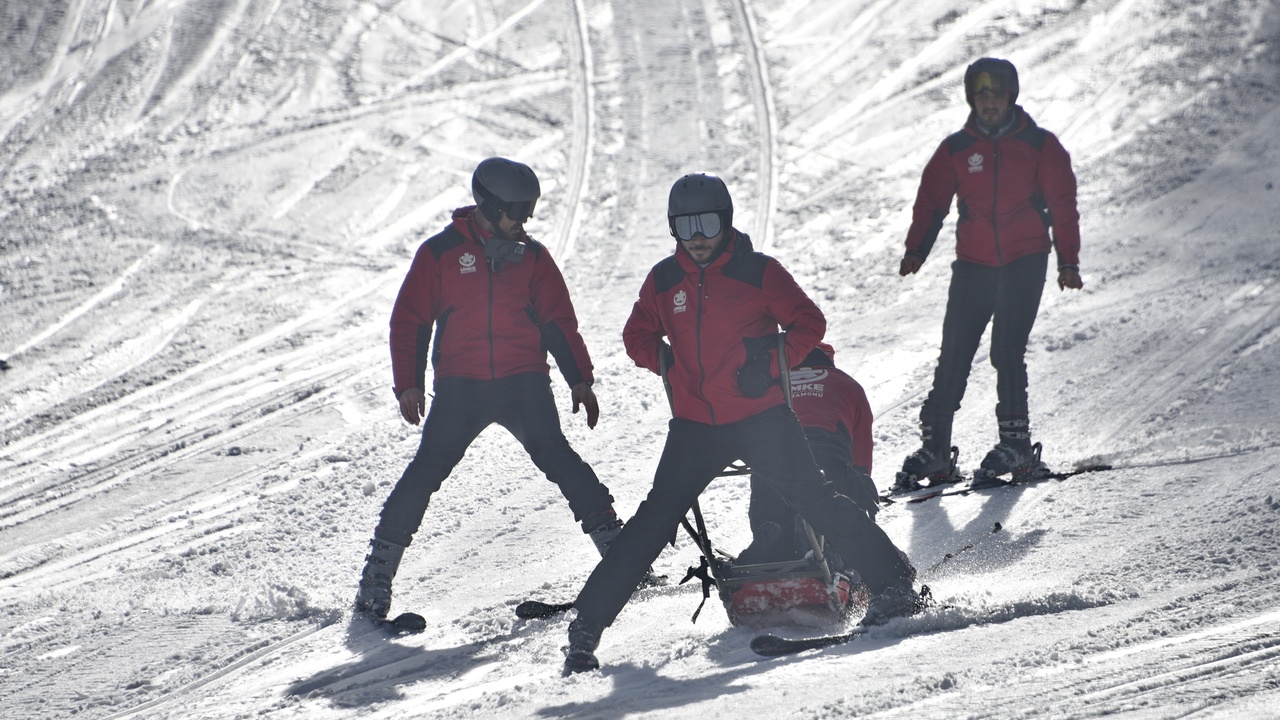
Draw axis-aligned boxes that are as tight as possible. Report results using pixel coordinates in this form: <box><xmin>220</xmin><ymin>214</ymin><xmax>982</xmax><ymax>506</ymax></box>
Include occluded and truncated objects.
<box><xmin>460</xmin><ymin>252</ymin><xmax>477</xmax><ymax>274</ymax></box>
<box><xmin>673</xmin><ymin>289</ymin><xmax>688</xmax><ymax>314</ymax></box>
<box><xmin>968</xmin><ymin>153</ymin><xmax>985</xmax><ymax>173</ymax></box>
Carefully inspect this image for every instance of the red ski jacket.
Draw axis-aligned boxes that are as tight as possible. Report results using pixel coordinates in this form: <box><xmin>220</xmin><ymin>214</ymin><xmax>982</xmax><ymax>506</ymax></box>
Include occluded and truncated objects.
<box><xmin>623</xmin><ymin>231</ymin><xmax>825</xmax><ymax>426</ymax></box>
<box><xmin>790</xmin><ymin>344</ymin><xmax>873</xmax><ymax>476</ymax></box>
<box><xmin>388</xmin><ymin>207</ymin><xmax>593</xmax><ymax>396</ymax></box>
<box><xmin>905</xmin><ymin>106</ymin><xmax>1081</xmax><ymax>269</ymax></box>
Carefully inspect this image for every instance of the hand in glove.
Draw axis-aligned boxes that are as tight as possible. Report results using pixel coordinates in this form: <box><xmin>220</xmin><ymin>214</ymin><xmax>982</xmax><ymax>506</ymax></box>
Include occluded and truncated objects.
<box><xmin>659</xmin><ymin>342</ymin><xmax>675</xmax><ymax>373</ymax></box>
<box><xmin>572</xmin><ymin>382</ymin><xmax>600</xmax><ymax>428</ymax></box>
<box><xmin>737</xmin><ymin>349</ymin><xmax>777</xmax><ymax>397</ymax></box>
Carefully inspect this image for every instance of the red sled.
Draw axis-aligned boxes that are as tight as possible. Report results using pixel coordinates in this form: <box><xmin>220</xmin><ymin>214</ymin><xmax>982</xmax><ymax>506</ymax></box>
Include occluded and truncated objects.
<box><xmin>717</xmin><ymin>557</ymin><xmax>866</xmax><ymax>627</ymax></box>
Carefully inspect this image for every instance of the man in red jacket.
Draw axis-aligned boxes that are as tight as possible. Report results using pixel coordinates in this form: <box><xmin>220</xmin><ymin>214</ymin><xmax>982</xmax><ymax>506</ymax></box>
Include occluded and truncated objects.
<box><xmin>739</xmin><ymin>343</ymin><xmax>880</xmax><ymax>566</ymax></box>
<box><xmin>897</xmin><ymin>58</ymin><xmax>1084</xmax><ymax>489</ymax></box>
<box><xmin>563</xmin><ymin>174</ymin><xmax>921</xmax><ymax>673</ymax></box>
<box><xmin>354</xmin><ymin>157</ymin><xmax>627</xmax><ymax>621</ymax></box>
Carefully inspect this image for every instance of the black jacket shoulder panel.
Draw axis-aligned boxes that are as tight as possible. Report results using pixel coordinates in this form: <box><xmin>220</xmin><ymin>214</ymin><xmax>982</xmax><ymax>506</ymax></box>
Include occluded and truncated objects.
<box><xmin>653</xmin><ymin>256</ymin><xmax>686</xmax><ymax>294</ymax></box>
<box><xmin>522</xmin><ymin>236</ymin><xmax>546</xmax><ymax>260</ymax></box>
<box><xmin>426</xmin><ymin>225</ymin><xmax>467</xmax><ymax>260</ymax></box>
<box><xmin>1012</xmin><ymin>124</ymin><xmax>1048</xmax><ymax>151</ymax></box>
<box><xmin>723</xmin><ymin>251</ymin><xmax>768</xmax><ymax>288</ymax></box>
<box><xmin>945</xmin><ymin>129</ymin><xmax>978</xmax><ymax>155</ymax></box>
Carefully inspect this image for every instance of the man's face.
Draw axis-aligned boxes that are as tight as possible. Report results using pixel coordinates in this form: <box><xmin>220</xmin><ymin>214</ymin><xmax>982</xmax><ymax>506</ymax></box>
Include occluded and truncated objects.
<box><xmin>494</xmin><ymin>211</ymin><xmax>524</xmax><ymax>240</ymax></box>
<box><xmin>680</xmin><ymin>230</ymin><xmax>724</xmax><ymax>264</ymax></box>
<box><xmin>974</xmin><ymin>89</ymin><xmax>1011</xmax><ymax>127</ymax></box>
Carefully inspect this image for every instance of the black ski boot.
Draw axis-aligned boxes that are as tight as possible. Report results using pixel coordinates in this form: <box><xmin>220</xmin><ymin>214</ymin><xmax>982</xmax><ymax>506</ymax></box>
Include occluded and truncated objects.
<box><xmin>977</xmin><ymin>416</ymin><xmax>1047</xmax><ymax>482</ymax></box>
<box><xmin>563</xmin><ymin>614</ymin><xmax>604</xmax><ymax>674</ymax></box>
<box><xmin>894</xmin><ymin>416</ymin><xmax>959</xmax><ymax>492</ymax></box>
<box><xmin>355</xmin><ymin>536</ymin><xmax>405</xmax><ymax>619</ymax></box>
<box><xmin>861</xmin><ymin>583</ymin><xmax>930</xmax><ymax>626</ymax></box>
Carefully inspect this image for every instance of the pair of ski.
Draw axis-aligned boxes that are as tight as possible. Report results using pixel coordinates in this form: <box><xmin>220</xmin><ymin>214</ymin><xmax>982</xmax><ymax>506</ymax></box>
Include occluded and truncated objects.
<box><xmin>514</xmin><ymin>600</ymin><xmax>860</xmax><ymax>656</ymax></box>
<box><xmin>882</xmin><ymin>445</ymin><xmax>1112</xmax><ymax>506</ymax></box>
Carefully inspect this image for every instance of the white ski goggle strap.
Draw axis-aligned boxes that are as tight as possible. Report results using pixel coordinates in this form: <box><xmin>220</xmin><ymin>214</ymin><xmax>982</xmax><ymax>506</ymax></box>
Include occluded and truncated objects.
<box><xmin>673</xmin><ymin>212</ymin><xmax>722</xmax><ymax>241</ymax></box>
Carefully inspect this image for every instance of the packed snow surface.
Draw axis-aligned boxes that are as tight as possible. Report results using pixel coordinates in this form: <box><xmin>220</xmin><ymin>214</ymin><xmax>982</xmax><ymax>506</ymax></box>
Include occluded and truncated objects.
<box><xmin>2</xmin><ymin>1</ymin><xmax>1279</xmax><ymax>718</ymax></box>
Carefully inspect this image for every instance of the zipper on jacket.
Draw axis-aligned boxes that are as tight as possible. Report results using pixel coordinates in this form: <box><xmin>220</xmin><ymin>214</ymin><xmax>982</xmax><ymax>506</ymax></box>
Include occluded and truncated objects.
<box><xmin>487</xmin><ymin>263</ymin><xmax>496</xmax><ymax>379</ymax></box>
<box><xmin>694</xmin><ymin>269</ymin><xmax>716</xmax><ymax>425</ymax></box>
<box><xmin>991</xmin><ymin>142</ymin><xmax>1003</xmax><ymax>265</ymax></box>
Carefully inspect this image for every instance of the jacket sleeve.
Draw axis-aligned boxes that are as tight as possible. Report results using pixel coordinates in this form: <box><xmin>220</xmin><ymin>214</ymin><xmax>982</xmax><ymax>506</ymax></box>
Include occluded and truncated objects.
<box><xmin>528</xmin><ymin>249</ymin><xmax>594</xmax><ymax>387</ymax></box>
<box><xmin>763</xmin><ymin>260</ymin><xmax>826</xmax><ymax>369</ymax></box>
<box><xmin>622</xmin><ymin>272</ymin><xmax>666</xmax><ymax>375</ymax></box>
<box><xmin>1040</xmin><ymin>132</ymin><xmax>1081</xmax><ymax>268</ymax></box>
<box><xmin>904</xmin><ymin>140</ymin><xmax>957</xmax><ymax>261</ymax></box>
<box><xmin>388</xmin><ymin>245</ymin><xmax>439</xmax><ymax>397</ymax></box>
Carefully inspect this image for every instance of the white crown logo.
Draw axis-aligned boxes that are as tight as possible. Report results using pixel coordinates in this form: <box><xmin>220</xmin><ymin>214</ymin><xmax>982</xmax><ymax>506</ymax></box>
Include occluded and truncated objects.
<box><xmin>460</xmin><ymin>253</ymin><xmax>476</xmax><ymax>267</ymax></box>
<box><xmin>969</xmin><ymin>153</ymin><xmax>984</xmax><ymax>167</ymax></box>
<box><xmin>674</xmin><ymin>290</ymin><xmax>687</xmax><ymax>307</ymax></box>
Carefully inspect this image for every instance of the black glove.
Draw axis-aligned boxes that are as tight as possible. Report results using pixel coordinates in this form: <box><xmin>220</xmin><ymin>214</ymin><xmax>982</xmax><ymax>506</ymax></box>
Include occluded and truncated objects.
<box><xmin>737</xmin><ymin>349</ymin><xmax>777</xmax><ymax>397</ymax></box>
<box><xmin>659</xmin><ymin>342</ymin><xmax>675</xmax><ymax>373</ymax></box>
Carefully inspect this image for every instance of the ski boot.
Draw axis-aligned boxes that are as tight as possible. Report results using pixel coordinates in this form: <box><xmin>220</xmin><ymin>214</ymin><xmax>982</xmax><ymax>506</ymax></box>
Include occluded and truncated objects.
<box><xmin>861</xmin><ymin>583</ymin><xmax>930</xmax><ymax>627</ymax></box>
<box><xmin>972</xmin><ymin>416</ymin><xmax>1048</xmax><ymax>487</ymax></box>
<box><xmin>563</xmin><ymin>615</ymin><xmax>604</xmax><ymax>674</ymax></box>
<box><xmin>893</xmin><ymin>445</ymin><xmax>960</xmax><ymax>493</ymax></box>
<box><xmin>355</xmin><ymin>536</ymin><xmax>406</xmax><ymax>619</ymax></box>
<box><xmin>584</xmin><ymin>508</ymin><xmax>664</xmax><ymax>587</ymax></box>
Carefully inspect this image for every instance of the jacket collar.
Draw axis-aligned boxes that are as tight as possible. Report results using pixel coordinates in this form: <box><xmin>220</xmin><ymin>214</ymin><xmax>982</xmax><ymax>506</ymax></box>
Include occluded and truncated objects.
<box><xmin>673</xmin><ymin>229</ymin><xmax>750</xmax><ymax>273</ymax></box>
<box><xmin>451</xmin><ymin>205</ymin><xmax>530</xmax><ymax>245</ymax></box>
<box><xmin>965</xmin><ymin>104</ymin><xmax>1033</xmax><ymax>140</ymax></box>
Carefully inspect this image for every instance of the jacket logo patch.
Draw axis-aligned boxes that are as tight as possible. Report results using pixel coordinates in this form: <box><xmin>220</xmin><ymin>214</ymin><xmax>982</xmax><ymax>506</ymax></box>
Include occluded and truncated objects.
<box><xmin>968</xmin><ymin>153</ymin><xmax>984</xmax><ymax>173</ymax></box>
<box><xmin>790</xmin><ymin>367</ymin><xmax>828</xmax><ymax>398</ymax></box>
<box><xmin>673</xmin><ymin>290</ymin><xmax>688</xmax><ymax>314</ymax></box>
<box><xmin>460</xmin><ymin>252</ymin><xmax>477</xmax><ymax>274</ymax></box>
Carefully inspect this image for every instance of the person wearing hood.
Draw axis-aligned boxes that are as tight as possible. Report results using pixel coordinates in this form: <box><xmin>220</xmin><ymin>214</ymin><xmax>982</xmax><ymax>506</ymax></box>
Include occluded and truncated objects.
<box><xmin>563</xmin><ymin>173</ymin><xmax>922</xmax><ymax>674</ymax></box>
<box><xmin>354</xmin><ymin>157</ymin><xmax>635</xmax><ymax>622</ymax></box>
<box><xmin>896</xmin><ymin>58</ymin><xmax>1084</xmax><ymax>489</ymax></box>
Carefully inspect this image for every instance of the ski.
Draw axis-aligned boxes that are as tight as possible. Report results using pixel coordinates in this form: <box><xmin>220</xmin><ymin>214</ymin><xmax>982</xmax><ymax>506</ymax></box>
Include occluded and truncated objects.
<box><xmin>368</xmin><ymin>611</ymin><xmax>427</xmax><ymax>635</ymax></box>
<box><xmin>750</xmin><ymin>628</ymin><xmax>865</xmax><ymax>656</ymax></box>
<box><xmin>906</xmin><ymin>461</ymin><xmax>1114</xmax><ymax>503</ymax></box>
<box><xmin>515</xmin><ymin>600</ymin><xmax>574</xmax><ymax>619</ymax></box>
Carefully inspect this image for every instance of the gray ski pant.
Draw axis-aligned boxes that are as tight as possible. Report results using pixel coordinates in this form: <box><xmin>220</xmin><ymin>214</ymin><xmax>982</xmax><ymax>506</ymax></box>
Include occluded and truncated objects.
<box><xmin>573</xmin><ymin>404</ymin><xmax>914</xmax><ymax>630</ymax></box>
<box><xmin>375</xmin><ymin>372</ymin><xmax>614</xmax><ymax>547</ymax></box>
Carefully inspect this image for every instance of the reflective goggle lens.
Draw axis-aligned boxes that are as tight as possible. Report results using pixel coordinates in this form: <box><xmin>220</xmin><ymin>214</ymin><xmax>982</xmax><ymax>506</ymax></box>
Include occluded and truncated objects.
<box><xmin>973</xmin><ymin>71</ymin><xmax>1006</xmax><ymax>96</ymax></box>
<box><xmin>673</xmin><ymin>212</ymin><xmax>722</xmax><ymax>241</ymax></box>
<box><xmin>505</xmin><ymin>199</ymin><xmax>536</xmax><ymax>223</ymax></box>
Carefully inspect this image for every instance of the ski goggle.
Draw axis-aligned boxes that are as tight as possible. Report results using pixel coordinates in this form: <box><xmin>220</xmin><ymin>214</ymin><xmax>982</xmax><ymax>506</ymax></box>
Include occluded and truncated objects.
<box><xmin>672</xmin><ymin>212</ymin><xmax>722</xmax><ymax>241</ymax></box>
<box><xmin>502</xmin><ymin>198</ymin><xmax>537</xmax><ymax>223</ymax></box>
<box><xmin>971</xmin><ymin>71</ymin><xmax>1008</xmax><ymax>96</ymax></box>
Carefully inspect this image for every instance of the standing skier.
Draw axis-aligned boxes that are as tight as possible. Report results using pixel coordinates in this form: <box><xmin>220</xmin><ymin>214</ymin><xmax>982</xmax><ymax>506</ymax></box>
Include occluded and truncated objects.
<box><xmin>739</xmin><ymin>342</ymin><xmax>880</xmax><ymax>566</ymax></box>
<box><xmin>563</xmin><ymin>173</ymin><xmax>922</xmax><ymax>673</ymax></box>
<box><xmin>355</xmin><ymin>157</ymin><xmax>631</xmax><ymax>621</ymax></box>
<box><xmin>897</xmin><ymin>57</ymin><xmax>1084</xmax><ymax>489</ymax></box>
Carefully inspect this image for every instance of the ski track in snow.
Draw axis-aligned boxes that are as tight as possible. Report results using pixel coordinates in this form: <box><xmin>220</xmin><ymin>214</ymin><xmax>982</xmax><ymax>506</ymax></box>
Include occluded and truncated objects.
<box><xmin>2</xmin><ymin>0</ymin><xmax>1280</xmax><ymax>718</ymax></box>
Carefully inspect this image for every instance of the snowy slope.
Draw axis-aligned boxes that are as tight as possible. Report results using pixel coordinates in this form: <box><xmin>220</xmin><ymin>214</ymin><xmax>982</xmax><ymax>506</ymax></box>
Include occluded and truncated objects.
<box><xmin>1</xmin><ymin>1</ymin><xmax>1278</xmax><ymax>718</ymax></box>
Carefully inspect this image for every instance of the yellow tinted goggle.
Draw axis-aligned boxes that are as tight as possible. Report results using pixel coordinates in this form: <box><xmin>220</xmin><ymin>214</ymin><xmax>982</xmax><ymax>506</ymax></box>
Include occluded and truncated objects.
<box><xmin>973</xmin><ymin>71</ymin><xmax>1007</xmax><ymax>95</ymax></box>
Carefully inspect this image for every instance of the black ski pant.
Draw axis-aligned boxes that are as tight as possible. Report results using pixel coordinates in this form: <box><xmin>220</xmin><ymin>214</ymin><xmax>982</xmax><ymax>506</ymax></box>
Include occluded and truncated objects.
<box><xmin>572</xmin><ymin>404</ymin><xmax>914</xmax><ymax>631</ymax></box>
<box><xmin>748</xmin><ymin>430</ymin><xmax>880</xmax><ymax>562</ymax></box>
<box><xmin>375</xmin><ymin>372</ymin><xmax>614</xmax><ymax>547</ymax></box>
<box><xmin>921</xmin><ymin>252</ymin><xmax>1048</xmax><ymax>425</ymax></box>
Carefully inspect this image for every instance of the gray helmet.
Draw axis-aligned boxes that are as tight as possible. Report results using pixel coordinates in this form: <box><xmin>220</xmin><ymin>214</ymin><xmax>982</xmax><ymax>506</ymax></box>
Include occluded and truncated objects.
<box><xmin>667</xmin><ymin>173</ymin><xmax>733</xmax><ymax>238</ymax></box>
<box><xmin>472</xmin><ymin>157</ymin><xmax>540</xmax><ymax>225</ymax></box>
<box><xmin>964</xmin><ymin>57</ymin><xmax>1019</xmax><ymax>107</ymax></box>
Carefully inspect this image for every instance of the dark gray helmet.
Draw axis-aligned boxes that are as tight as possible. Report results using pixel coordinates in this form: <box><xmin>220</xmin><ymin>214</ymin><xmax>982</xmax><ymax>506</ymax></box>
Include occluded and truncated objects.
<box><xmin>472</xmin><ymin>157</ymin><xmax>540</xmax><ymax>225</ymax></box>
<box><xmin>964</xmin><ymin>57</ymin><xmax>1019</xmax><ymax>107</ymax></box>
<box><xmin>667</xmin><ymin>173</ymin><xmax>733</xmax><ymax>238</ymax></box>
